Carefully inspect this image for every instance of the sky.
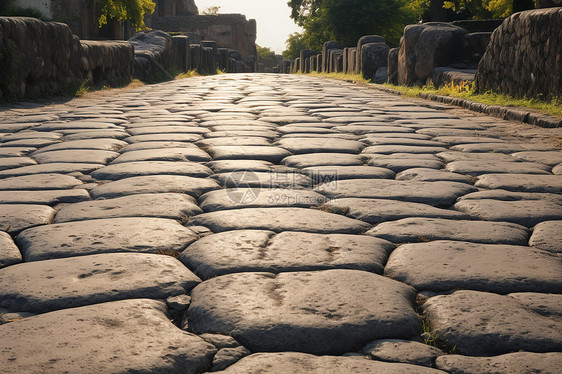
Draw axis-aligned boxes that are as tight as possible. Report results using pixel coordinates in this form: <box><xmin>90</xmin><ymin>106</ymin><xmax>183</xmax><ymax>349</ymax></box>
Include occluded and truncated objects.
<box><xmin>194</xmin><ymin>0</ymin><xmax>302</xmax><ymax>54</ymax></box>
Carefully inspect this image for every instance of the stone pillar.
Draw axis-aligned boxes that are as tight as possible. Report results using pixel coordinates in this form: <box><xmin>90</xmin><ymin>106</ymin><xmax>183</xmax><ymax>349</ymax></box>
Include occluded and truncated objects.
<box><xmin>387</xmin><ymin>48</ymin><xmax>399</xmax><ymax>84</ymax></box>
<box><xmin>300</xmin><ymin>49</ymin><xmax>316</xmax><ymax>73</ymax></box>
<box><xmin>355</xmin><ymin>35</ymin><xmax>385</xmax><ymax>74</ymax></box>
<box><xmin>322</xmin><ymin>41</ymin><xmax>342</xmax><ymax>73</ymax></box>
<box><xmin>348</xmin><ymin>50</ymin><xmax>357</xmax><ymax>74</ymax></box>
<box><xmin>172</xmin><ymin>35</ymin><xmax>190</xmax><ymax>73</ymax></box>
<box><xmin>360</xmin><ymin>43</ymin><xmax>389</xmax><ymax>80</ymax></box>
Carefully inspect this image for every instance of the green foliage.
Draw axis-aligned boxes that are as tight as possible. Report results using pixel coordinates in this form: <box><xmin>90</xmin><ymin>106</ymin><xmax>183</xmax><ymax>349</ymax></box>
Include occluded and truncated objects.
<box><xmin>202</xmin><ymin>6</ymin><xmax>221</xmax><ymax>15</ymax></box>
<box><xmin>285</xmin><ymin>0</ymin><xmax>424</xmax><ymax>57</ymax></box>
<box><xmin>256</xmin><ymin>44</ymin><xmax>275</xmax><ymax>60</ymax></box>
<box><xmin>98</xmin><ymin>0</ymin><xmax>156</xmax><ymax>31</ymax></box>
<box><xmin>283</xmin><ymin>32</ymin><xmax>309</xmax><ymax>60</ymax></box>
<box><xmin>442</xmin><ymin>0</ymin><xmax>534</xmax><ymax>19</ymax></box>
<box><xmin>0</xmin><ymin>0</ymin><xmax>44</xmax><ymax>19</ymax></box>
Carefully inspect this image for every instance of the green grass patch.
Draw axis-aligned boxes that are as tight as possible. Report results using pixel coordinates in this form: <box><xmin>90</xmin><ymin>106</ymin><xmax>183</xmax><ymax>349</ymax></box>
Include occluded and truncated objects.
<box><xmin>175</xmin><ymin>70</ymin><xmax>201</xmax><ymax>80</ymax></box>
<box><xmin>307</xmin><ymin>71</ymin><xmax>371</xmax><ymax>85</ymax></box>
<box><xmin>384</xmin><ymin>82</ymin><xmax>562</xmax><ymax>118</ymax></box>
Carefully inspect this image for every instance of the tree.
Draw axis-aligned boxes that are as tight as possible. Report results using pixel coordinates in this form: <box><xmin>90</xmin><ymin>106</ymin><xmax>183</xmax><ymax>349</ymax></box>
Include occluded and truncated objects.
<box><xmin>442</xmin><ymin>0</ymin><xmax>534</xmax><ymax>19</ymax></box>
<box><xmin>202</xmin><ymin>6</ymin><xmax>221</xmax><ymax>15</ymax></box>
<box><xmin>283</xmin><ymin>32</ymin><xmax>309</xmax><ymax>60</ymax></box>
<box><xmin>0</xmin><ymin>0</ymin><xmax>44</xmax><ymax>19</ymax></box>
<box><xmin>256</xmin><ymin>45</ymin><xmax>274</xmax><ymax>60</ymax></box>
<box><xmin>98</xmin><ymin>0</ymin><xmax>156</xmax><ymax>31</ymax></box>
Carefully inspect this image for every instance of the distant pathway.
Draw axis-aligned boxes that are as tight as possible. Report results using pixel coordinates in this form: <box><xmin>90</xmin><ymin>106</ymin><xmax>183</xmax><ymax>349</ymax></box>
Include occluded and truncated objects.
<box><xmin>0</xmin><ymin>74</ymin><xmax>561</xmax><ymax>373</ymax></box>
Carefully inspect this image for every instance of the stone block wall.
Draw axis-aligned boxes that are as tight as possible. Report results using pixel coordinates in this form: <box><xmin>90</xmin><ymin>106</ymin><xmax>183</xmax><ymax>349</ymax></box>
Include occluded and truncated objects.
<box><xmin>81</xmin><ymin>40</ymin><xmax>134</xmax><ymax>87</ymax></box>
<box><xmin>475</xmin><ymin>7</ymin><xmax>562</xmax><ymax>99</ymax></box>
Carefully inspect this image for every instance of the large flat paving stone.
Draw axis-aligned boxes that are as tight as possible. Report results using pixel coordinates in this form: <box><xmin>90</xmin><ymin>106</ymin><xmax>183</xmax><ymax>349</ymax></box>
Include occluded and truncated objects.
<box><xmin>213</xmin><ymin>352</ymin><xmax>445</xmax><ymax>373</ymax></box>
<box><xmin>0</xmin><ymin>173</ymin><xmax>83</xmax><ymax>190</ymax></box>
<box><xmin>362</xmin><ymin>145</ymin><xmax>448</xmax><ymax>154</ymax></box>
<box><xmin>188</xmin><ymin>207</ymin><xmax>371</xmax><ymax>234</ymax></box>
<box><xmin>126</xmin><ymin>125</ymin><xmax>208</xmax><ymax>135</ymax></box>
<box><xmin>366</xmin><ymin>156</ymin><xmax>445</xmax><ymax>173</ymax></box>
<box><xmin>302</xmin><ymin>165</ymin><xmax>395</xmax><ymax>181</ymax></box>
<box><xmin>213</xmin><ymin>170</ymin><xmax>312</xmax><ymax>189</ymax></box>
<box><xmin>110</xmin><ymin>148</ymin><xmax>211</xmax><ymax>164</ymax></box>
<box><xmin>206</xmin><ymin>160</ymin><xmax>277</xmax><ymax>173</ymax></box>
<box><xmin>529</xmin><ymin>220</ymin><xmax>562</xmax><ymax>252</ymax></box>
<box><xmin>458</xmin><ymin>189</ymin><xmax>562</xmax><ymax>204</ymax></box>
<box><xmin>0</xmin><ymin>231</ymin><xmax>21</xmax><ymax>269</ymax></box>
<box><xmin>207</xmin><ymin>146</ymin><xmax>291</xmax><ymax>163</ymax></box>
<box><xmin>316</xmin><ymin>179</ymin><xmax>476</xmax><ymax>207</ymax></box>
<box><xmin>0</xmin><ymin>189</ymin><xmax>90</xmax><ymax>204</ymax></box>
<box><xmin>281</xmin><ymin>153</ymin><xmax>364</xmax><ymax>168</ymax></box>
<box><xmin>188</xmin><ymin>269</ymin><xmax>419</xmax><ymax>354</ymax></box>
<box><xmin>54</xmin><ymin>193</ymin><xmax>202</xmax><ymax>223</ymax></box>
<box><xmin>198</xmin><ymin>189</ymin><xmax>327</xmax><ymax>211</ymax></box>
<box><xmin>446</xmin><ymin>161</ymin><xmax>551</xmax><ymax>175</ymax></box>
<box><xmin>0</xmin><ymin>299</ymin><xmax>216</xmax><ymax>373</ymax></box>
<box><xmin>32</xmin><ymin>138</ymin><xmax>128</xmax><ymax>153</ymax></box>
<box><xmin>450</xmin><ymin>143</ymin><xmax>525</xmax><ymax>153</ymax></box>
<box><xmin>16</xmin><ymin>217</ymin><xmax>198</xmax><ymax>261</ymax></box>
<box><xmin>0</xmin><ymin>204</ymin><xmax>55</xmax><ymax>234</ymax></box>
<box><xmin>120</xmin><ymin>141</ymin><xmax>201</xmax><ymax>152</ymax></box>
<box><xmin>385</xmin><ymin>240</ymin><xmax>561</xmax><ymax>293</ymax></box>
<box><xmin>324</xmin><ymin>198</ymin><xmax>468</xmax><ymax>224</ymax></box>
<box><xmin>361</xmin><ymin>339</ymin><xmax>444</xmax><ymax>367</ymax></box>
<box><xmin>197</xmin><ymin>136</ymin><xmax>271</xmax><ymax>147</ymax></box>
<box><xmin>475</xmin><ymin>174</ymin><xmax>562</xmax><ymax>193</ymax></box>
<box><xmin>180</xmin><ymin>230</ymin><xmax>393</xmax><ymax>279</ymax></box>
<box><xmin>276</xmin><ymin>138</ymin><xmax>364</xmax><ymax>154</ymax></box>
<box><xmin>32</xmin><ymin>149</ymin><xmax>120</xmax><ymax>164</ymax></box>
<box><xmin>436</xmin><ymin>151</ymin><xmax>515</xmax><ymax>163</ymax></box>
<box><xmin>423</xmin><ymin>290</ymin><xmax>562</xmax><ymax>355</ymax></box>
<box><xmin>0</xmin><ymin>162</ymin><xmax>104</xmax><ymax>176</ymax></box>
<box><xmin>0</xmin><ymin>157</ymin><xmax>36</xmax><ymax>171</ymax></box>
<box><xmin>0</xmin><ymin>253</ymin><xmax>201</xmax><ymax>313</ymax></box>
<box><xmin>125</xmin><ymin>133</ymin><xmax>203</xmax><ymax>143</ymax></box>
<box><xmin>511</xmin><ymin>150</ymin><xmax>562</xmax><ymax>166</ymax></box>
<box><xmin>508</xmin><ymin>292</ymin><xmax>562</xmax><ymax>317</ymax></box>
<box><xmin>90</xmin><ymin>175</ymin><xmax>219</xmax><ymax>199</ymax></box>
<box><xmin>435</xmin><ymin>352</ymin><xmax>562</xmax><ymax>374</ymax></box>
<box><xmin>90</xmin><ymin>161</ymin><xmax>212</xmax><ymax>180</ymax></box>
<box><xmin>64</xmin><ymin>129</ymin><xmax>129</xmax><ymax>140</ymax></box>
<box><xmin>396</xmin><ymin>168</ymin><xmax>471</xmax><ymax>183</ymax></box>
<box><xmin>454</xmin><ymin>199</ymin><xmax>562</xmax><ymax>227</ymax></box>
<box><xmin>369</xmin><ymin>218</ymin><xmax>530</xmax><ymax>245</ymax></box>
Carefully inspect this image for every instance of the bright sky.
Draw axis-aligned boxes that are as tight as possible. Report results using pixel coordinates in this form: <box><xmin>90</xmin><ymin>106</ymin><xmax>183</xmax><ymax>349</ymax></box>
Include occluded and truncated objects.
<box><xmin>194</xmin><ymin>0</ymin><xmax>302</xmax><ymax>54</ymax></box>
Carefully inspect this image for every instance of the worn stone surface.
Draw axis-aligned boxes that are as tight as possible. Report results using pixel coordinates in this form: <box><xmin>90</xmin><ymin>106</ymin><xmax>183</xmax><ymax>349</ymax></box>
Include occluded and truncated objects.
<box><xmin>385</xmin><ymin>240</ymin><xmax>561</xmax><ymax>293</ymax></box>
<box><xmin>0</xmin><ymin>253</ymin><xmax>201</xmax><ymax>313</ymax></box>
<box><xmin>0</xmin><ymin>299</ymin><xmax>216</xmax><ymax>373</ymax></box>
<box><xmin>188</xmin><ymin>208</ymin><xmax>371</xmax><ymax>233</ymax></box>
<box><xmin>0</xmin><ymin>231</ymin><xmax>21</xmax><ymax>269</ymax></box>
<box><xmin>54</xmin><ymin>193</ymin><xmax>202</xmax><ymax>223</ymax></box>
<box><xmin>423</xmin><ymin>290</ymin><xmax>562</xmax><ymax>355</ymax></box>
<box><xmin>361</xmin><ymin>339</ymin><xmax>444</xmax><ymax>367</ymax></box>
<box><xmin>0</xmin><ymin>204</ymin><xmax>55</xmax><ymax>234</ymax></box>
<box><xmin>0</xmin><ymin>189</ymin><xmax>90</xmax><ymax>205</ymax></box>
<box><xmin>369</xmin><ymin>218</ymin><xmax>530</xmax><ymax>245</ymax></box>
<box><xmin>475</xmin><ymin>174</ymin><xmax>562</xmax><ymax>193</ymax></box>
<box><xmin>90</xmin><ymin>160</ymin><xmax>212</xmax><ymax>180</ymax></box>
<box><xmin>188</xmin><ymin>270</ymin><xmax>419</xmax><ymax>354</ymax></box>
<box><xmin>211</xmin><ymin>346</ymin><xmax>252</xmax><ymax>372</ymax></box>
<box><xmin>213</xmin><ymin>352</ymin><xmax>445</xmax><ymax>373</ymax></box>
<box><xmin>180</xmin><ymin>230</ymin><xmax>393</xmax><ymax>279</ymax></box>
<box><xmin>508</xmin><ymin>292</ymin><xmax>562</xmax><ymax>317</ymax></box>
<box><xmin>0</xmin><ymin>173</ymin><xmax>83</xmax><ymax>190</ymax></box>
<box><xmin>435</xmin><ymin>352</ymin><xmax>562</xmax><ymax>374</ymax></box>
<box><xmin>16</xmin><ymin>217</ymin><xmax>198</xmax><ymax>261</ymax></box>
<box><xmin>529</xmin><ymin>220</ymin><xmax>562</xmax><ymax>252</ymax></box>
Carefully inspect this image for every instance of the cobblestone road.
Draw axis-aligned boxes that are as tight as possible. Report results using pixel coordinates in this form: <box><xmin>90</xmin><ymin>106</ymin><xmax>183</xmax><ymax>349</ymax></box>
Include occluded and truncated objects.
<box><xmin>0</xmin><ymin>74</ymin><xmax>561</xmax><ymax>373</ymax></box>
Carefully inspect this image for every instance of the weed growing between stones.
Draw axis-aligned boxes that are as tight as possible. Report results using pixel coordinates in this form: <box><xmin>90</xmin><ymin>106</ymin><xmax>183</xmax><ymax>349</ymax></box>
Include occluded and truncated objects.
<box><xmin>175</xmin><ymin>70</ymin><xmax>201</xmax><ymax>80</ymax></box>
<box><xmin>419</xmin><ymin>314</ymin><xmax>457</xmax><ymax>354</ymax></box>
<box><xmin>156</xmin><ymin>249</ymin><xmax>181</xmax><ymax>258</ymax></box>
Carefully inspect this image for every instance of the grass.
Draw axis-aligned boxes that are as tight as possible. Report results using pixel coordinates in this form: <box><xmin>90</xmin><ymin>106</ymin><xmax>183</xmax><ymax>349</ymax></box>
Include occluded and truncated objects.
<box><xmin>307</xmin><ymin>71</ymin><xmax>371</xmax><ymax>85</ymax></box>
<box><xmin>420</xmin><ymin>315</ymin><xmax>458</xmax><ymax>354</ymax></box>
<box><xmin>384</xmin><ymin>81</ymin><xmax>562</xmax><ymax>118</ymax></box>
<box><xmin>175</xmin><ymin>70</ymin><xmax>201</xmax><ymax>80</ymax></box>
<box><xmin>72</xmin><ymin>79</ymin><xmax>145</xmax><ymax>99</ymax></box>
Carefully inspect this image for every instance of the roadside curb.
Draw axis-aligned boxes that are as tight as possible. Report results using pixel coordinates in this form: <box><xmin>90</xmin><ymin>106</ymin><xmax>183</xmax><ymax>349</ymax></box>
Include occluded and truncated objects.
<box><xmin>370</xmin><ymin>84</ymin><xmax>561</xmax><ymax>129</ymax></box>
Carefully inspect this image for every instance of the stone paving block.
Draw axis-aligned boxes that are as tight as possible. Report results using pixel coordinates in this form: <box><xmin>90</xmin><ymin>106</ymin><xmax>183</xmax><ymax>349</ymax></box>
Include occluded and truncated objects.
<box><xmin>0</xmin><ymin>162</ymin><xmax>104</xmax><ymax>176</ymax></box>
<box><xmin>554</xmin><ymin>164</ymin><xmax>562</xmax><ymax>174</ymax></box>
<box><xmin>455</xmin><ymin>199</ymin><xmax>562</xmax><ymax>227</ymax></box>
<box><xmin>0</xmin><ymin>253</ymin><xmax>201</xmax><ymax>313</ymax></box>
<box><xmin>90</xmin><ymin>161</ymin><xmax>213</xmax><ymax>180</ymax></box>
<box><xmin>316</xmin><ymin>179</ymin><xmax>476</xmax><ymax>207</ymax></box>
<box><xmin>369</xmin><ymin>218</ymin><xmax>529</xmax><ymax>245</ymax></box>
<box><xmin>120</xmin><ymin>141</ymin><xmax>200</xmax><ymax>152</ymax></box>
<box><xmin>475</xmin><ymin>174</ymin><xmax>562</xmax><ymax>193</ymax></box>
<box><xmin>207</xmin><ymin>126</ymin><xmax>276</xmax><ymax>134</ymax></box>
<box><xmin>125</xmin><ymin>134</ymin><xmax>203</xmax><ymax>143</ymax></box>
<box><xmin>278</xmin><ymin>126</ymin><xmax>336</xmax><ymax>134</ymax></box>
<box><xmin>362</xmin><ymin>138</ymin><xmax>447</xmax><ymax>147</ymax></box>
<box><xmin>0</xmin><ymin>299</ymin><xmax>216</xmax><ymax>373</ymax></box>
<box><xmin>366</xmin><ymin>156</ymin><xmax>444</xmax><ymax>173</ymax></box>
<box><xmin>17</xmin><ymin>217</ymin><xmax>198</xmax><ymax>261</ymax></box>
<box><xmin>32</xmin><ymin>150</ymin><xmax>120</xmax><ymax>164</ymax></box>
<box><xmin>90</xmin><ymin>175</ymin><xmax>219</xmax><ymax>199</ymax></box>
<box><xmin>198</xmin><ymin>189</ymin><xmax>327</xmax><ymax>211</ymax></box>
<box><xmin>0</xmin><ymin>205</ymin><xmax>55</xmax><ymax>234</ymax></box>
<box><xmin>511</xmin><ymin>151</ymin><xmax>562</xmax><ymax>166</ymax></box>
<box><xmin>0</xmin><ymin>157</ymin><xmax>37</xmax><ymax>171</ymax></box>
<box><xmin>302</xmin><ymin>165</ymin><xmax>395</xmax><ymax>182</ymax></box>
<box><xmin>213</xmin><ymin>352</ymin><xmax>445</xmax><ymax>373</ymax></box>
<box><xmin>458</xmin><ymin>189</ymin><xmax>562</xmax><ymax>204</ymax></box>
<box><xmin>450</xmin><ymin>143</ymin><xmax>525</xmax><ymax>153</ymax></box>
<box><xmin>211</xmin><ymin>346</ymin><xmax>252</xmax><ymax>371</ymax></box>
<box><xmin>206</xmin><ymin>160</ymin><xmax>277</xmax><ymax>173</ymax></box>
<box><xmin>0</xmin><ymin>231</ymin><xmax>21</xmax><ymax>269</ymax></box>
<box><xmin>205</xmin><ymin>130</ymin><xmax>279</xmax><ymax>139</ymax></box>
<box><xmin>0</xmin><ymin>147</ymin><xmax>36</xmax><ymax>156</ymax></box>
<box><xmin>32</xmin><ymin>139</ymin><xmax>128</xmax><ymax>153</ymax></box>
<box><xmin>188</xmin><ymin>207</ymin><xmax>371</xmax><ymax>234</ymax></box>
<box><xmin>1</xmin><ymin>131</ymin><xmax>61</xmax><ymax>142</ymax></box>
<box><xmin>386</xmin><ymin>240</ymin><xmax>562</xmax><ymax>293</ymax></box>
<box><xmin>436</xmin><ymin>151</ymin><xmax>516</xmax><ymax>163</ymax></box>
<box><xmin>197</xmin><ymin>137</ymin><xmax>272</xmax><ymax>147</ymax></box>
<box><xmin>258</xmin><ymin>115</ymin><xmax>320</xmax><ymax>124</ymax></box>
<box><xmin>324</xmin><ymin>198</ymin><xmax>468</xmax><ymax>224</ymax></box>
<box><xmin>0</xmin><ymin>189</ymin><xmax>90</xmax><ymax>205</ymax></box>
<box><xmin>423</xmin><ymin>290</ymin><xmax>562</xmax><ymax>355</ymax></box>
<box><xmin>396</xmin><ymin>168</ymin><xmax>471</xmax><ymax>183</ymax></box>
<box><xmin>333</xmin><ymin>124</ymin><xmax>414</xmax><ymax>134</ymax></box>
<box><xmin>446</xmin><ymin>161</ymin><xmax>551</xmax><ymax>175</ymax></box>
<box><xmin>361</xmin><ymin>133</ymin><xmax>433</xmax><ymax>140</ymax></box>
<box><xmin>34</xmin><ymin>121</ymin><xmax>121</xmax><ymax>131</ymax></box>
<box><xmin>529</xmin><ymin>221</ymin><xmax>562</xmax><ymax>252</ymax></box>
<box><xmin>508</xmin><ymin>293</ymin><xmax>562</xmax><ymax>317</ymax></box>
<box><xmin>54</xmin><ymin>193</ymin><xmax>202</xmax><ymax>223</ymax></box>
<box><xmin>207</xmin><ymin>146</ymin><xmax>291</xmax><ymax>163</ymax></box>
<box><xmin>362</xmin><ymin>145</ymin><xmax>448</xmax><ymax>154</ymax></box>
<box><xmin>281</xmin><ymin>153</ymin><xmax>364</xmax><ymax>168</ymax></box>
<box><xmin>180</xmin><ymin>230</ymin><xmax>393</xmax><ymax>279</ymax></box>
<box><xmin>212</xmin><ymin>171</ymin><xmax>312</xmax><ymax>189</ymax></box>
<box><xmin>126</xmin><ymin>125</ymin><xmax>209</xmax><ymax>135</ymax></box>
<box><xmin>435</xmin><ymin>352</ymin><xmax>562</xmax><ymax>374</ymax></box>
<box><xmin>276</xmin><ymin>138</ymin><xmax>364</xmax><ymax>154</ymax></box>
<box><xmin>417</xmin><ymin>128</ymin><xmax>488</xmax><ymax>137</ymax></box>
<box><xmin>110</xmin><ymin>148</ymin><xmax>212</xmax><ymax>164</ymax></box>
<box><xmin>432</xmin><ymin>136</ymin><xmax>505</xmax><ymax>145</ymax></box>
<box><xmin>0</xmin><ymin>173</ymin><xmax>83</xmax><ymax>190</ymax></box>
<box><xmin>63</xmin><ymin>129</ymin><xmax>129</xmax><ymax>140</ymax></box>
<box><xmin>361</xmin><ymin>339</ymin><xmax>444</xmax><ymax>367</ymax></box>
<box><xmin>198</xmin><ymin>120</ymin><xmax>272</xmax><ymax>128</ymax></box>
<box><xmin>188</xmin><ymin>269</ymin><xmax>419</xmax><ymax>354</ymax></box>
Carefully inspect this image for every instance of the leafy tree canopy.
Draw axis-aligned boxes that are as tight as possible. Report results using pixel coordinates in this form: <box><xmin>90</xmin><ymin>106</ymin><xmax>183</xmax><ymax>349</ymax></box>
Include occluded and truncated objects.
<box><xmin>256</xmin><ymin>44</ymin><xmax>275</xmax><ymax>60</ymax></box>
<box><xmin>443</xmin><ymin>0</ymin><xmax>534</xmax><ymax>19</ymax></box>
<box><xmin>0</xmin><ymin>0</ymin><xmax>44</xmax><ymax>19</ymax></box>
<box><xmin>202</xmin><ymin>6</ymin><xmax>221</xmax><ymax>15</ymax></box>
<box><xmin>98</xmin><ymin>0</ymin><xmax>156</xmax><ymax>31</ymax></box>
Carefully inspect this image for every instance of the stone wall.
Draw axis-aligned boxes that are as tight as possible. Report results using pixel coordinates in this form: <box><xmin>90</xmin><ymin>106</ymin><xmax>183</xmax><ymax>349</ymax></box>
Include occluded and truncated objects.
<box><xmin>81</xmin><ymin>40</ymin><xmax>134</xmax><ymax>87</ymax></box>
<box><xmin>475</xmin><ymin>7</ymin><xmax>562</xmax><ymax>99</ymax></box>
